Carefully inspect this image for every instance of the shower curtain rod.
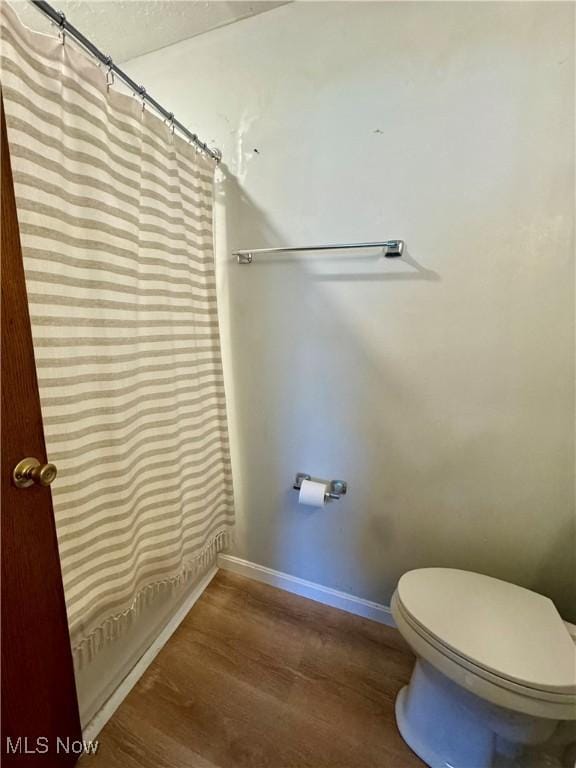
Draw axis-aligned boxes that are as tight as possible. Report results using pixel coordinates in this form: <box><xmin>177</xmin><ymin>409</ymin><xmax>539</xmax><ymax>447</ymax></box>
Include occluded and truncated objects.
<box><xmin>28</xmin><ymin>0</ymin><xmax>222</xmax><ymax>163</ymax></box>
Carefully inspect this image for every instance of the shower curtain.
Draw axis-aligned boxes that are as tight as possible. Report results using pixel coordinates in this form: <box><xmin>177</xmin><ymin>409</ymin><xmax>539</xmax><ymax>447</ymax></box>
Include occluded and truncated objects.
<box><xmin>0</xmin><ymin>3</ymin><xmax>234</xmax><ymax>665</ymax></box>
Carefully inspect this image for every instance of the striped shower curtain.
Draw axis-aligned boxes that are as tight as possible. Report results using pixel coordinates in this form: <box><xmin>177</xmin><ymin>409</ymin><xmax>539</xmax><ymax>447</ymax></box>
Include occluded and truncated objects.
<box><xmin>1</xmin><ymin>3</ymin><xmax>234</xmax><ymax>664</ymax></box>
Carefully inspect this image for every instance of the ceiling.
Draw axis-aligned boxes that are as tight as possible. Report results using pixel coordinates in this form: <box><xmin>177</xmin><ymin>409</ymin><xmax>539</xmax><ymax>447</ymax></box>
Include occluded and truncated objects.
<box><xmin>12</xmin><ymin>1</ymin><xmax>289</xmax><ymax>63</ymax></box>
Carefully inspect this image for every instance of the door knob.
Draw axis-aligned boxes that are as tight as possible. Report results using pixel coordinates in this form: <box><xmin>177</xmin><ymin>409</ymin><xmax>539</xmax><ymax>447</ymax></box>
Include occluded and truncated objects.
<box><xmin>13</xmin><ymin>457</ymin><xmax>58</xmax><ymax>489</ymax></box>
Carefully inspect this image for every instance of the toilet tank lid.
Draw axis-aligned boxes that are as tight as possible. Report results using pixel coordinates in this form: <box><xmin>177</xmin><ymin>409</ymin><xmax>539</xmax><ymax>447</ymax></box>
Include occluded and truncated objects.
<box><xmin>396</xmin><ymin>568</ymin><xmax>576</xmax><ymax>694</ymax></box>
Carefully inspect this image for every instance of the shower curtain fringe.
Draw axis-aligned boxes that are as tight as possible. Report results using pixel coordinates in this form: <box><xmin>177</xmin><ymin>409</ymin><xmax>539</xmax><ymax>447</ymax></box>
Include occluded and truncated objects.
<box><xmin>72</xmin><ymin>529</ymin><xmax>231</xmax><ymax>669</ymax></box>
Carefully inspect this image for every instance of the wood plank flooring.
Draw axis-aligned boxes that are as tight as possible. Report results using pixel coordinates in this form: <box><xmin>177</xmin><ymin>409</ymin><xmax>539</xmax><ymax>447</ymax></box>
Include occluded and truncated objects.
<box><xmin>82</xmin><ymin>571</ymin><xmax>425</xmax><ymax>768</ymax></box>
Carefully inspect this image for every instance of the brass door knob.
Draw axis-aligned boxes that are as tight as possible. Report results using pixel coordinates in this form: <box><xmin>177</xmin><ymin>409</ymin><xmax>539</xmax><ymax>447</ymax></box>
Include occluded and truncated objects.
<box><xmin>13</xmin><ymin>457</ymin><xmax>58</xmax><ymax>489</ymax></box>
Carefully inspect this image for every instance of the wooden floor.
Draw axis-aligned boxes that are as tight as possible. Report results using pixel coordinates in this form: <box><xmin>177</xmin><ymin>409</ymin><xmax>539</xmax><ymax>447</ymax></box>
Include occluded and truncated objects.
<box><xmin>83</xmin><ymin>571</ymin><xmax>425</xmax><ymax>768</ymax></box>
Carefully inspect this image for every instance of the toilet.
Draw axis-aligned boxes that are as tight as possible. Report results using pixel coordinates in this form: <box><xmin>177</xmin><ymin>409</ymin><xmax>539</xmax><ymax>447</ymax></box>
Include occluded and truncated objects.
<box><xmin>391</xmin><ymin>569</ymin><xmax>576</xmax><ymax>768</ymax></box>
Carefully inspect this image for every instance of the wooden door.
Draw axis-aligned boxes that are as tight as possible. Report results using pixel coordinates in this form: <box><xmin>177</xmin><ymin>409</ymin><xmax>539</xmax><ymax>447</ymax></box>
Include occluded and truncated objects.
<box><xmin>1</xmin><ymin>94</ymin><xmax>82</xmax><ymax>764</ymax></box>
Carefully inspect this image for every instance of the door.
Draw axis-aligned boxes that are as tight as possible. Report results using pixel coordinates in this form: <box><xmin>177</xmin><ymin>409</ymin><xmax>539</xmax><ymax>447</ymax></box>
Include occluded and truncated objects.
<box><xmin>1</xmin><ymin>94</ymin><xmax>82</xmax><ymax>764</ymax></box>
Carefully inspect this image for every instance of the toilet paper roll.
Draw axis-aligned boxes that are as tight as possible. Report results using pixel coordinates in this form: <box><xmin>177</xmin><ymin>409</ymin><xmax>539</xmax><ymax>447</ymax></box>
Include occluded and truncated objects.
<box><xmin>298</xmin><ymin>479</ymin><xmax>328</xmax><ymax>507</ymax></box>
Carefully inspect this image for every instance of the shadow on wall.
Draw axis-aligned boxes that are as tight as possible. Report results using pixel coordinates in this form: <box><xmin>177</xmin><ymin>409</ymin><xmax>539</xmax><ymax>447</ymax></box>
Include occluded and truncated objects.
<box><xmin>313</xmin><ymin>249</ymin><xmax>441</xmax><ymax>283</ymax></box>
<box><xmin>534</xmin><ymin>522</ymin><xmax>576</xmax><ymax>621</ymax></box>
<box><xmin>215</xmin><ymin>165</ymin><xmax>284</xmax><ymax>257</ymax></box>
<box><xmin>214</xmin><ymin>166</ymin><xmax>287</xmax><ymax>558</ymax></box>
<box><xmin>214</xmin><ymin>166</ymin><xmax>576</xmax><ymax>624</ymax></box>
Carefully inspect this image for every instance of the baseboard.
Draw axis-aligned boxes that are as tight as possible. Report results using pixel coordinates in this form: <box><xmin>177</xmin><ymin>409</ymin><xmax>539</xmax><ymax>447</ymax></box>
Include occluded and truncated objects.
<box><xmin>217</xmin><ymin>554</ymin><xmax>395</xmax><ymax>628</ymax></box>
<box><xmin>82</xmin><ymin>564</ymin><xmax>218</xmax><ymax>742</ymax></box>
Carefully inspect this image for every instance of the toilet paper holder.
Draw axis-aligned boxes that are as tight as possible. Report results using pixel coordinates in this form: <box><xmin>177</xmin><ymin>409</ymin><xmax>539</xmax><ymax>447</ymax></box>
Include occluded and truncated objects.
<box><xmin>293</xmin><ymin>472</ymin><xmax>348</xmax><ymax>501</ymax></box>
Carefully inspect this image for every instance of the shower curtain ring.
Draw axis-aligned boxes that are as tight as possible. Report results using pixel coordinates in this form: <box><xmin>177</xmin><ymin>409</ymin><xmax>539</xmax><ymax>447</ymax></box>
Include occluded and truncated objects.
<box><xmin>168</xmin><ymin>113</ymin><xmax>175</xmax><ymax>135</ymax></box>
<box><xmin>57</xmin><ymin>11</ymin><xmax>66</xmax><ymax>45</ymax></box>
<box><xmin>104</xmin><ymin>56</ymin><xmax>115</xmax><ymax>91</ymax></box>
<box><xmin>138</xmin><ymin>86</ymin><xmax>147</xmax><ymax>112</ymax></box>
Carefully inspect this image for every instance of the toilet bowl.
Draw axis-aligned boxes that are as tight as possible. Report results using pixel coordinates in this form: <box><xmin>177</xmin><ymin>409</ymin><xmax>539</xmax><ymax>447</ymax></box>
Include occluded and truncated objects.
<box><xmin>391</xmin><ymin>569</ymin><xmax>576</xmax><ymax>768</ymax></box>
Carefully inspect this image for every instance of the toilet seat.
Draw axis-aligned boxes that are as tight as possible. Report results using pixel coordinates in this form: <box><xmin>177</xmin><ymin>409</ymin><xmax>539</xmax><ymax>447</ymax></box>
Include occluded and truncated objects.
<box><xmin>392</xmin><ymin>569</ymin><xmax>576</xmax><ymax>720</ymax></box>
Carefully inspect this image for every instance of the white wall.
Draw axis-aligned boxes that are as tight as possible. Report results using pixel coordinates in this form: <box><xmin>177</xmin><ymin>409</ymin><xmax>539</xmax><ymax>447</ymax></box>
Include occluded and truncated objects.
<box><xmin>126</xmin><ymin>2</ymin><xmax>575</xmax><ymax>619</ymax></box>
